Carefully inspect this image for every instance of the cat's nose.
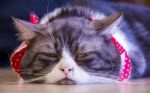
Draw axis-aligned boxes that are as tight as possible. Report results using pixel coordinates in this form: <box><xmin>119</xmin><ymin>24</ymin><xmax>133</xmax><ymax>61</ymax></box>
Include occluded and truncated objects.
<box><xmin>59</xmin><ymin>67</ymin><xmax>74</xmax><ymax>75</ymax></box>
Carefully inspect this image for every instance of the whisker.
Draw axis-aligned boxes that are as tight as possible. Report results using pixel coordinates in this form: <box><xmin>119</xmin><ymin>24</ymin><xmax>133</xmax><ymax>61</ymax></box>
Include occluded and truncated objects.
<box><xmin>91</xmin><ymin>76</ymin><xmax>117</xmax><ymax>84</ymax></box>
<box><xmin>103</xmin><ymin>60</ymin><xmax>116</xmax><ymax>74</ymax></box>
<box><xmin>89</xmin><ymin>72</ymin><xmax>118</xmax><ymax>79</ymax></box>
<box><xmin>46</xmin><ymin>0</ymin><xmax>50</xmax><ymax>14</ymax></box>
<box><xmin>23</xmin><ymin>76</ymin><xmax>46</xmax><ymax>83</ymax></box>
<box><xmin>19</xmin><ymin>72</ymin><xmax>47</xmax><ymax>76</ymax></box>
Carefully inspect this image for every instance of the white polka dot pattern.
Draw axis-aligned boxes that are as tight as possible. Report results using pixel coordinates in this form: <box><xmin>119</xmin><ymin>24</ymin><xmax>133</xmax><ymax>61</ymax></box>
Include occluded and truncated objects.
<box><xmin>111</xmin><ymin>37</ymin><xmax>131</xmax><ymax>81</ymax></box>
<box><xmin>11</xmin><ymin>42</ymin><xmax>27</xmax><ymax>77</ymax></box>
<box><xmin>11</xmin><ymin>13</ymin><xmax>39</xmax><ymax>77</ymax></box>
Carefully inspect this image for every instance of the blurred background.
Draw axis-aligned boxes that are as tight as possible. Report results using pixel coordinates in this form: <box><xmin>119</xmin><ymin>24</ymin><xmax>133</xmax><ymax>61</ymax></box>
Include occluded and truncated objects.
<box><xmin>0</xmin><ymin>0</ymin><xmax>150</xmax><ymax>68</ymax></box>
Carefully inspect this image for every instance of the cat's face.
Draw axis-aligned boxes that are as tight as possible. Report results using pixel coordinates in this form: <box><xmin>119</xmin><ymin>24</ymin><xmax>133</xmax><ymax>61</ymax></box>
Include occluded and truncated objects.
<box><xmin>13</xmin><ymin>13</ymin><xmax>122</xmax><ymax>84</ymax></box>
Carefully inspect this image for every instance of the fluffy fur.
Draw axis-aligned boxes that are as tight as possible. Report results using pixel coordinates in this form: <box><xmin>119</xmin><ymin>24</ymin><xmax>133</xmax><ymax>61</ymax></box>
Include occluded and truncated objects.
<box><xmin>13</xmin><ymin>0</ymin><xmax>150</xmax><ymax>84</ymax></box>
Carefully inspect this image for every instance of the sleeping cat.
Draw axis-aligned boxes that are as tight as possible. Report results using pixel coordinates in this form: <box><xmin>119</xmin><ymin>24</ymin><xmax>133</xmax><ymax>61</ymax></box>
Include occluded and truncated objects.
<box><xmin>12</xmin><ymin>0</ymin><xmax>150</xmax><ymax>84</ymax></box>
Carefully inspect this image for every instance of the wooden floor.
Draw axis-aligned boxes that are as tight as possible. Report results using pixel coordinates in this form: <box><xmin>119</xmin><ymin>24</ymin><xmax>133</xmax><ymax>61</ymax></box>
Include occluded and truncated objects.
<box><xmin>0</xmin><ymin>69</ymin><xmax>150</xmax><ymax>93</ymax></box>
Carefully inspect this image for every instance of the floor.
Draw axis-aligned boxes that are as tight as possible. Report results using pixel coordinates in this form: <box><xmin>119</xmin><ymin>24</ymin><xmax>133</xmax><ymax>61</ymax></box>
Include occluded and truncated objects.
<box><xmin>0</xmin><ymin>69</ymin><xmax>150</xmax><ymax>93</ymax></box>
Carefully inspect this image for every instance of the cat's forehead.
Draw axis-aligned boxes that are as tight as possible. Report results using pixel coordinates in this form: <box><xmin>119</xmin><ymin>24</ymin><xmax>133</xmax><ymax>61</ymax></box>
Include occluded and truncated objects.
<box><xmin>44</xmin><ymin>17</ymin><xmax>92</xmax><ymax>32</ymax></box>
<box><xmin>32</xmin><ymin>20</ymin><xmax>102</xmax><ymax>54</ymax></box>
<box><xmin>41</xmin><ymin>18</ymin><xmax>96</xmax><ymax>41</ymax></box>
<box><xmin>29</xmin><ymin>17</ymin><xmax>104</xmax><ymax>54</ymax></box>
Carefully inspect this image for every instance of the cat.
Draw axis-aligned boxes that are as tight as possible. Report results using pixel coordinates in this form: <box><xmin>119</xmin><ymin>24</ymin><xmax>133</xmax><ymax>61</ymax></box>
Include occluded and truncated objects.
<box><xmin>12</xmin><ymin>0</ymin><xmax>150</xmax><ymax>85</ymax></box>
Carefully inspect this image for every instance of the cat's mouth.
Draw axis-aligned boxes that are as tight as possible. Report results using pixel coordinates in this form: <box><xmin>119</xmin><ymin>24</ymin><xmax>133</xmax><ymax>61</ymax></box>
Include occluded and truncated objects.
<box><xmin>56</xmin><ymin>78</ymin><xmax>77</xmax><ymax>85</ymax></box>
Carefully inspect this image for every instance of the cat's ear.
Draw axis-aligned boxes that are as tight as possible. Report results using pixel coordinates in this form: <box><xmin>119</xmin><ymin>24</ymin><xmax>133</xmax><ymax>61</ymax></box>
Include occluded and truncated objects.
<box><xmin>12</xmin><ymin>17</ymin><xmax>42</xmax><ymax>43</ymax></box>
<box><xmin>90</xmin><ymin>13</ymin><xmax>122</xmax><ymax>38</ymax></box>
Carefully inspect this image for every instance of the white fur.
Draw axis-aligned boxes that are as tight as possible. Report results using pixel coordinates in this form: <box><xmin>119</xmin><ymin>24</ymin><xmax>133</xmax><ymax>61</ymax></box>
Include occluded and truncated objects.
<box><xmin>40</xmin><ymin>7</ymin><xmax>106</xmax><ymax>25</ymax></box>
<box><xmin>113</xmin><ymin>28</ymin><xmax>146</xmax><ymax>75</ymax></box>
<box><xmin>45</xmin><ymin>48</ymin><xmax>115</xmax><ymax>84</ymax></box>
<box><xmin>40</xmin><ymin>8</ymin><xmax>62</xmax><ymax>24</ymax></box>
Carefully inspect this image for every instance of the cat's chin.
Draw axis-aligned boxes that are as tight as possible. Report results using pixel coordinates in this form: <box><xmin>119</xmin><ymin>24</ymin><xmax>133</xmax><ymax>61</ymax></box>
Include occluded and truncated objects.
<box><xmin>56</xmin><ymin>78</ymin><xmax>77</xmax><ymax>85</ymax></box>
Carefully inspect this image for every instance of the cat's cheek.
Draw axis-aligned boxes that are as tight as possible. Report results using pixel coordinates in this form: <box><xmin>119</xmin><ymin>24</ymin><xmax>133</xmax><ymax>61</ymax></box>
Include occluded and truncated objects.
<box><xmin>71</xmin><ymin>67</ymin><xmax>116</xmax><ymax>84</ymax></box>
<box><xmin>68</xmin><ymin>66</ymin><xmax>91</xmax><ymax>84</ymax></box>
<box><xmin>44</xmin><ymin>67</ymin><xmax>66</xmax><ymax>84</ymax></box>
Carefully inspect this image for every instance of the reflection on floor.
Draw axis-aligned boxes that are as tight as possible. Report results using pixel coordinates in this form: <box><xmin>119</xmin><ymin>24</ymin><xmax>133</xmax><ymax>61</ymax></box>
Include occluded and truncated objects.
<box><xmin>0</xmin><ymin>69</ymin><xmax>150</xmax><ymax>93</ymax></box>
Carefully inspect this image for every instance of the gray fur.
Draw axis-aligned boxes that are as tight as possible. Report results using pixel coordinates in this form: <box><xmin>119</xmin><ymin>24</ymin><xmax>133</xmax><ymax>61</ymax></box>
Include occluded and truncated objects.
<box><xmin>13</xmin><ymin>0</ymin><xmax>150</xmax><ymax>84</ymax></box>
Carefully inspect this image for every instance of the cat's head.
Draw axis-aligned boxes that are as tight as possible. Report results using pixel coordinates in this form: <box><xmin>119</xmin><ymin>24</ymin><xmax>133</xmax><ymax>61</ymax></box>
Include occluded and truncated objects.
<box><xmin>13</xmin><ymin>12</ymin><xmax>122</xmax><ymax>84</ymax></box>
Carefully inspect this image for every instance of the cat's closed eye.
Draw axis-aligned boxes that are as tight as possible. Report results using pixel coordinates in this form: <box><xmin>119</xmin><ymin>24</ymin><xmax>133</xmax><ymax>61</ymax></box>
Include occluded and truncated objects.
<box><xmin>31</xmin><ymin>53</ymin><xmax>59</xmax><ymax>72</ymax></box>
<box><xmin>38</xmin><ymin>52</ymin><xmax>58</xmax><ymax>58</ymax></box>
<box><xmin>32</xmin><ymin>52</ymin><xmax>59</xmax><ymax>70</ymax></box>
<box><xmin>76</xmin><ymin>52</ymin><xmax>91</xmax><ymax>59</ymax></box>
<box><xmin>36</xmin><ymin>52</ymin><xmax>59</xmax><ymax>61</ymax></box>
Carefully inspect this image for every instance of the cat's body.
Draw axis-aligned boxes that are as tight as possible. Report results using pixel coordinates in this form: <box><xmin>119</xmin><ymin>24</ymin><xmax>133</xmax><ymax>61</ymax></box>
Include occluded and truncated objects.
<box><xmin>12</xmin><ymin>0</ymin><xmax>150</xmax><ymax>84</ymax></box>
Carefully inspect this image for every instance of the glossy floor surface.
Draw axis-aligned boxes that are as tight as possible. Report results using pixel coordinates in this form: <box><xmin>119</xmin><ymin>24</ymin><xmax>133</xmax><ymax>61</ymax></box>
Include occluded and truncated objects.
<box><xmin>0</xmin><ymin>69</ymin><xmax>150</xmax><ymax>93</ymax></box>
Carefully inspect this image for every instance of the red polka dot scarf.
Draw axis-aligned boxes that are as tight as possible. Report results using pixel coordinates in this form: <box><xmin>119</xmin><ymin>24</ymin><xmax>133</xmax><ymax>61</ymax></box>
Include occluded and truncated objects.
<box><xmin>11</xmin><ymin>13</ymin><xmax>131</xmax><ymax>81</ymax></box>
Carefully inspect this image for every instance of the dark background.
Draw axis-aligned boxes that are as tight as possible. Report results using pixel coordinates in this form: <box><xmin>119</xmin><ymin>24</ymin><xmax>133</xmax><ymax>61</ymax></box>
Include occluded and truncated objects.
<box><xmin>0</xmin><ymin>0</ymin><xmax>70</xmax><ymax>67</ymax></box>
<box><xmin>0</xmin><ymin>0</ymin><xmax>150</xmax><ymax>68</ymax></box>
